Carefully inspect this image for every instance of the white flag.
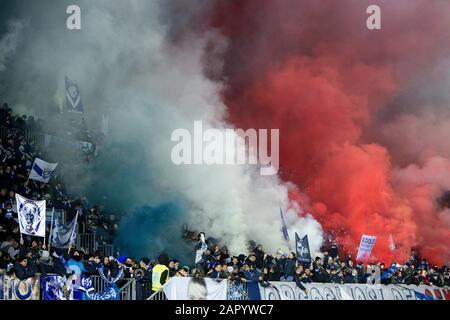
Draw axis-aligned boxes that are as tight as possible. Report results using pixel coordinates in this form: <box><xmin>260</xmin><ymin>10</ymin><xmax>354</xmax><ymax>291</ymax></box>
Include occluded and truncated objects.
<box><xmin>356</xmin><ymin>234</ymin><xmax>377</xmax><ymax>261</ymax></box>
<box><xmin>16</xmin><ymin>194</ymin><xmax>46</xmax><ymax>238</ymax></box>
<box><xmin>28</xmin><ymin>158</ymin><xmax>58</xmax><ymax>183</ymax></box>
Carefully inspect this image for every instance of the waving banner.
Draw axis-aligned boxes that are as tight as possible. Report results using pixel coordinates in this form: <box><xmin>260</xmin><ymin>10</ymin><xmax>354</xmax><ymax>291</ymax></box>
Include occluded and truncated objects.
<box><xmin>356</xmin><ymin>235</ymin><xmax>377</xmax><ymax>261</ymax></box>
<box><xmin>258</xmin><ymin>282</ymin><xmax>450</xmax><ymax>300</ymax></box>
<box><xmin>65</xmin><ymin>76</ymin><xmax>84</xmax><ymax>114</ymax></box>
<box><xmin>28</xmin><ymin>158</ymin><xmax>58</xmax><ymax>183</ymax></box>
<box><xmin>16</xmin><ymin>193</ymin><xmax>46</xmax><ymax>238</ymax></box>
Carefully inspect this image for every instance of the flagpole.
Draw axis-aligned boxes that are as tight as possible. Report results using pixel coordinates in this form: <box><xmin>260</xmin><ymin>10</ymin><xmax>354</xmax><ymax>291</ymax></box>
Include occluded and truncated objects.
<box><xmin>67</xmin><ymin>211</ymin><xmax>79</xmax><ymax>255</ymax></box>
<box><xmin>47</xmin><ymin>207</ymin><xmax>55</xmax><ymax>252</ymax></box>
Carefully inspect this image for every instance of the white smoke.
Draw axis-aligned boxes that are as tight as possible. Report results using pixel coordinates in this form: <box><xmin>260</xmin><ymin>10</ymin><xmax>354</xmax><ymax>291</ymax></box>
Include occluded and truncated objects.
<box><xmin>0</xmin><ymin>19</ymin><xmax>26</xmax><ymax>72</ymax></box>
<box><xmin>0</xmin><ymin>0</ymin><xmax>323</xmax><ymax>257</ymax></box>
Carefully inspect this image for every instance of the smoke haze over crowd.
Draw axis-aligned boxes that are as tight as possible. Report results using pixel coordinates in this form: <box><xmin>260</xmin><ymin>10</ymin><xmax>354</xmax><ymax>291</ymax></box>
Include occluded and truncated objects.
<box><xmin>1</xmin><ymin>0</ymin><xmax>450</xmax><ymax>264</ymax></box>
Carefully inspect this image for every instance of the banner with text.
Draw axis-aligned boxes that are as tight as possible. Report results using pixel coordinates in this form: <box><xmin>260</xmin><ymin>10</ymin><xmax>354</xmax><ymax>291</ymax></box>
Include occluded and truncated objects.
<box><xmin>258</xmin><ymin>282</ymin><xmax>450</xmax><ymax>300</ymax></box>
<box><xmin>0</xmin><ymin>272</ymin><xmax>40</xmax><ymax>300</ymax></box>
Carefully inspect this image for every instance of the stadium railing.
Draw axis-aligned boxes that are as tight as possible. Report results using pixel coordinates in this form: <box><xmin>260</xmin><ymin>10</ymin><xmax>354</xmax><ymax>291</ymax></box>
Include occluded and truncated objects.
<box><xmin>98</xmin><ymin>244</ymin><xmax>115</xmax><ymax>257</ymax></box>
<box><xmin>76</xmin><ymin>232</ymin><xmax>97</xmax><ymax>255</ymax></box>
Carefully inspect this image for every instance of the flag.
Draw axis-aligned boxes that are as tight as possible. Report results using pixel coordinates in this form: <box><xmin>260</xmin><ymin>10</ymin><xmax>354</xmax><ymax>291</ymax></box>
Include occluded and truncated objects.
<box><xmin>381</xmin><ymin>264</ymin><xmax>398</xmax><ymax>280</ymax></box>
<box><xmin>28</xmin><ymin>158</ymin><xmax>58</xmax><ymax>183</ymax></box>
<box><xmin>295</xmin><ymin>232</ymin><xmax>312</xmax><ymax>265</ymax></box>
<box><xmin>16</xmin><ymin>194</ymin><xmax>46</xmax><ymax>238</ymax></box>
<box><xmin>356</xmin><ymin>235</ymin><xmax>377</xmax><ymax>261</ymax></box>
<box><xmin>389</xmin><ymin>234</ymin><xmax>396</xmax><ymax>251</ymax></box>
<box><xmin>51</xmin><ymin>212</ymin><xmax>78</xmax><ymax>249</ymax></box>
<box><xmin>65</xmin><ymin>76</ymin><xmax>84</xmax><ymax>114</ymax></box>
<box><xmin>280</xmin><ymin>208</ymin><xmax>290</xmax><ymax>242</ymax></box>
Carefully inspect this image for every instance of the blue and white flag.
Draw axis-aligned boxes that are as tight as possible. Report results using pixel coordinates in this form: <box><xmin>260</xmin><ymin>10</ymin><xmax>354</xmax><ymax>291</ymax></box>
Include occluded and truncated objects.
<box><xmin>51</xmin><ymin>212</ymin><xmax>78</xmax><ymax>249</ymax></box>
<box><xmin>28</xmin><ymin>158</ymin><xmax>58</xmax><ymax>183</ymax></box>
<box><xmin>280</xmin><ymin>208</ymin><xmax>290</xmax><ymax>242</ymax></box>
<box><xmin>65</xmin><ymin>76</ymin><xmax>84</xmax><ymax>114</ymax></box>
<box><xmin>295</xmin><ymin>232</ymin><xmax>312</xmax><ymax>265</ymax></box>
<box><xmin>356</xmin><ymin>234</ymin><xmax>377</xmax><ymax>261</ymax></box>
<box><xmin>16</xmin><ymin>194</ymin><xmax>46</xmax><ymax>238</ymax></box>
<box><xmin>381</xmin><ymin>264</ymin><xmax>398</xmax><ymax>281</ymax></box>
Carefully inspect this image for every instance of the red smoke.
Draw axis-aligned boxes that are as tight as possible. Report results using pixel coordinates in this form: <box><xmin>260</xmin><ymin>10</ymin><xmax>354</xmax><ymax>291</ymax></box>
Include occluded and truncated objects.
<box><xmin>204</xmin><ymin>0</ymin><xmax>450</xmax><ymax>264</ymax></box>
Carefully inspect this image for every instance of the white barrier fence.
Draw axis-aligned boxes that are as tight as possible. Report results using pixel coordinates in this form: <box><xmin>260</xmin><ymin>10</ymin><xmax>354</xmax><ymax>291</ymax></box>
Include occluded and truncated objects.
<box><xmin>259</xmin><ymin>282</ymin><xmax>450</xmax><ymax>300</ymax></box>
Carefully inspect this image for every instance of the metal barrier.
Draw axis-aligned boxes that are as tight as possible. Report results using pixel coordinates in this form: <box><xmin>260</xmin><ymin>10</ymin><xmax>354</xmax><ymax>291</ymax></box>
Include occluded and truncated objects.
<box><xmin>76</xmin><ymin>232</ymin><xmax>97</xmax><ymax>254</ymax></box>
<box><xmin>147</xmin><ymin>288</ymin><xmax>167</xmax><ymax>300</ymax></box>
<box><xmin>0</xmin><ymin>125</ymin><xmax>44</xmax><ymax>146</ymax></box>
<box><xmin>98</xmin><ymin>244</ymin><xmax>115</xmax><ymax>257</ymax></box>
<box><xmin>136</xmin><ymin>280</ymin><xmax>153</xmax><ymax>300</ymax></box>
<box><xmin>227</xmin><ymin>281</ymin><xmax>250</xmax><ymax>300</ymax></box>
<box><xmin>120</xmin><ymin>279</ymin><xmax>136</xmax><ymax>300</ymax></box>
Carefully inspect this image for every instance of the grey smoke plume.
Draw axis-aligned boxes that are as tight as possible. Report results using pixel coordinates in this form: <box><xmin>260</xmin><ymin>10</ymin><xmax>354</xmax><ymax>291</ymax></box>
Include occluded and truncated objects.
<box><xmin>0</xmin><ymin>0</ymin><xmax>323</xmax><ymax>259</ymax></box>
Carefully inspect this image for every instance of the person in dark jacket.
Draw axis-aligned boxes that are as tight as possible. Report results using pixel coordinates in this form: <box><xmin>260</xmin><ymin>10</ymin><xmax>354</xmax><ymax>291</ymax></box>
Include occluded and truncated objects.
<box><xmin>14</xmin><ymin>256</ymin><xmax>36</xmax><ymax>280</ymax></box>
<box><xmin>241</xmin><ymin>264</ymin><xmax>261</xmax><ymax>282</ymax></box>
<box><xmin>343</xmin><ymin>268</ymin><xmax>356</xmax><ymax>283</ymax></box>
<box><xmin>268</xmin><ymin>263</ymin><xmax>281</xmax><ymax>281</ymax></box>
<box><xmin>300</xmin><ymin>268</ymin><xmax>313</xmax><ymax>283</ymax></box>
<box><xmin>282</xmin><ymin>252</ymin><xmax>296</xmax><ymax>281</ymax></box>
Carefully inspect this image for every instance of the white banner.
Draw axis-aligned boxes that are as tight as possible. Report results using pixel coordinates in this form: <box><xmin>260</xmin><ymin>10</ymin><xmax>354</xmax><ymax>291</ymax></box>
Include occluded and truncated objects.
<box><xmin>259</xmin><ymin>282</ymin><xmax>450</xmax><ymax>300</ymax></box>
<box><xmin>163</xmin><ymin>278</ymin><xmax>228</xmax><ymax>300</ymax></box>
<box><xmin>356</xmin><ymin>234</ymin><xmax>377</xmax><ymax>260</ymax></box>
<box><xmin>28</xmin><ymin>158</ymin><xmax>58</xmax><ymax>183</ymax></box>
<box><xmin>16</xmin><ymin>194</ymin><xmax>46</xmax><ymax>238</ymax></box>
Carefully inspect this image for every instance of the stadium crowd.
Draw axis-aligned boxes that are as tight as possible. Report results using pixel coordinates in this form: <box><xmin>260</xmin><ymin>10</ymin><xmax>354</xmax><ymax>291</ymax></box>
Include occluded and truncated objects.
<box><xmin>0</xmin><ymin>102</ymin><xmax>116</xmax><ymax>280</ymax></box>
<box><xmin>0</xmin><ymin>102</ymin><xmax>449</xmax><ymax>300</ymax></box>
